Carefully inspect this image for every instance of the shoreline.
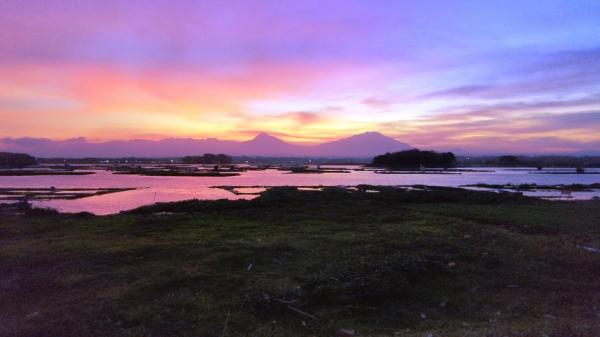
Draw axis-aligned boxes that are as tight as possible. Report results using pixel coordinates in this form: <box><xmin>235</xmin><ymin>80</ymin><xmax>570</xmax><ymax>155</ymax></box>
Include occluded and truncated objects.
<box><xmin>1</xmin><ymin>183</ymin><xmax>599</xmax><ymax>215</ymax></box>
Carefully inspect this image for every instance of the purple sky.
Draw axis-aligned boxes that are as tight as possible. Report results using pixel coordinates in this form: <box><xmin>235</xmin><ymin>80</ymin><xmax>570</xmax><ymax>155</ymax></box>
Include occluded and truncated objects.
<box><xmin>1</xmin><ymin>0</ymin><xmax>600</xmax><ymax>154</ymax></box>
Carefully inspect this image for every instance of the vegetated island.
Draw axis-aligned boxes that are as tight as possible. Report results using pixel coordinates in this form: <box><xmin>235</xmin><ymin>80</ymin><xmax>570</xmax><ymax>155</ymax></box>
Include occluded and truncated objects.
<box><xmin>181</xmin><ymin>153</ymin><xmax>233</xmax><ymax>164</ymax></box>
<box><xmin>370</xmin><ymin>149</ymin><xmax>457</xmax><ymax>173</ymax></box>
<box><xmin>110</xmin><ymin>153</ymin><xmax>242</xmax><ymax>176</ymax></box>
<box><xmin>0</xmin><ymin>170</ymin><xmax>95</xmax><ymax>176</ymax></box>
<box><xmin>0</xmin><ymin>152</ymin><xmax>95</xmax><ymax>175</ymax></box>
<box><xmin>0</xmin><ymin>187</ymin><xmax>136</xmax><ymax>201</ymax></box>
<box><xmin>0</xmin><ymin>152</ymin><xmax>37</xmax><ymax>168</ymax></box>
<box><xmin>113</xmin><ymin>168</ymin><xmax>240</xmax><ymax>177</ymax></box>
<box><xmin>464</xmin><ymin>183</ymin><xmax>600</xmax><ymax>192</ymax></box>
<box><xmin>280</xmin><ymin>166</ymin><xmax>351</xmax><ymax>174</ymax></box>
<box><xmin>2</xmin><ymin>186</ymin><xmax>599</xmax><ymax>336</ymax></box>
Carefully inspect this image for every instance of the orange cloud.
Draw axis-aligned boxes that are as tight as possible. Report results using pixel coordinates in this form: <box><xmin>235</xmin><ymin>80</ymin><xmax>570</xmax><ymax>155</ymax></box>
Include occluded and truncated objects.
<box><xmin>0</xmin><ymin>62</ymin><xmax>359</xmax><ymax>140</ymax></box>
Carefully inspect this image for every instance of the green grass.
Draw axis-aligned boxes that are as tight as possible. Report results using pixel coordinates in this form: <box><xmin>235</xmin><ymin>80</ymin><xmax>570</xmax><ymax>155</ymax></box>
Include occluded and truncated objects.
<box><xmin>1</xmin><ymin>187</ymin><xmax>600</xmax><ymax>337</ymax></box>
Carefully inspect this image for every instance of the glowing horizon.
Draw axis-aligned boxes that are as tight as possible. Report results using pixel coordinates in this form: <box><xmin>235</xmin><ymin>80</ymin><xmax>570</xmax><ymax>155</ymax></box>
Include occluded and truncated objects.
<box><xmin>1</xmin><ymin>1</ymin><xmax>600</xmax><ymax>154</ymax></box>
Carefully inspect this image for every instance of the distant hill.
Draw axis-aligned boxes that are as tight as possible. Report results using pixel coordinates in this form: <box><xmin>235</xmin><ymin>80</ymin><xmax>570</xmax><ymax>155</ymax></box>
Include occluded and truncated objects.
<box><xmin>314</xmin><ymin>132</ymin><xmax>411</xmax><ymax>157</ymax></box>
<box><xmin>0</xmin><ymin>132</ymin><xmax>412</xmax><ymax>158</ymax></box>
<box><xmin>238</xmin><ymin>133</ymin><xmax>304</xmax><ymax>157</ymax></box>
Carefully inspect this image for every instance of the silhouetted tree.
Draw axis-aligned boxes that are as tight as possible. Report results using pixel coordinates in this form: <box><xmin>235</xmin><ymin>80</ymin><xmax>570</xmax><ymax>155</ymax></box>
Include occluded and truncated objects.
<box><xmin>182</xmin><ymin>154</ymin><xmax>232</xmax><ymax>164</ymax></box>
<box><xmin>372</xmin><ymin>149</ymin><xmax>456</xmax><ymax>169</ymax></box>
<box><xmin>0</xmin><ymin>152</ymin><xmax>37</xmax><ymax>168</ymax></box>
<box><xmin>498</xmin><ymin>155</ymin><xmax>521</xmax><ymax>166</ymax></box>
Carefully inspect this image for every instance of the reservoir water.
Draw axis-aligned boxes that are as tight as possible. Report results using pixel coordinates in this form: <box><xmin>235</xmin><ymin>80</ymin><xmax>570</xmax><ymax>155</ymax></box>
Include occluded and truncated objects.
<box><xmin>1</xmin><ymin>166</ymin><xmax>599</xmax><ymax>214</ymax></box>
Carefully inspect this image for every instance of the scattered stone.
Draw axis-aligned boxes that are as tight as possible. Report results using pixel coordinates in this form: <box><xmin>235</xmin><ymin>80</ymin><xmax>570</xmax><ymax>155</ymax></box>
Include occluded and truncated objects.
<box><xmin>247</xmin><ymin>263</ymin><xmax>253</xmax><ymax>271</ymax></box>
<box><xmin>420</xmin><ymin>312</ymin><xmax>427</xmax><ymax>319</ymax></box>
<box><xmin>335</xmin><ymin>328</ymin><xmax>357</xmax><ymax>337</ymax></box>
<box><xmin>26</xmin><ymin>311</ymin><xmax>40</xmax><ymax>319</ymax></box>
<box><xmin>439</xmin><ymin>300</ymin><xmax>447</xmax><ymax>307</ymax></box>
<box><xmin>447</xmin><ymin>261</ymin><xmax>456</xmax><ymax>268</ymax></box>
<box><xmin>577</xmin><ymin>245</ymin><xmax>600</xmax><ymax>253</ymax></box>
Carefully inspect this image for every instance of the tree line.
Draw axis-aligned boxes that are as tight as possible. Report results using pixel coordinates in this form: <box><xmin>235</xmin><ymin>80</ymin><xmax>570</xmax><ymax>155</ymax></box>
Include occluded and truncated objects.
<box><xmin>181</xmin><ymin>154</ymin><xmax>232</xmax><ymax>164</ymax></box>
<box><xmin>0</xmin><ymin>152</ymin><xmax>37</xmax><ymax>168</ymax></box>
<box><xmin>371</xmin><ymin>149</ymin><xmax>456</xmax><ymax>169</ymax></box>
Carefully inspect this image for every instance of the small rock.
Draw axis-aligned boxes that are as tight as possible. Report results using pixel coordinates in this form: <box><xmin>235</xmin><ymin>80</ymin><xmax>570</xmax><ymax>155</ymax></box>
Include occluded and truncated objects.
<box><xmin>439</xmin><ymin>300</ymin><xmax>447</xmax><ymax>307</ymax></box>
<box><xmin>420</xmin><ymin>312</ymin><xmax>427</xmax><ymax>319</ymax></box>
<box><xmin>26</xmin><ymin>311</ymin><xmax>40</xmax><ymax>319</ymax></box>
<box><xmin>463</xmin><ymin>234</ymin><xmax>471</xmax><ymax>239</ymax></box>
<box><xmin>246</xmin><ymin>263</ymin><xmax>253</xmax><ymax>271</ymax></box>
<box><xmin>577</xmin><ymin>245</ymin><xmax>600</xmax><ymax>253</ymax></box>
<box><xmin>507</xmin><ymin>284</ymin><xmax>519</xmax><ymax>288</ymax></box>
<box><xmin>544</xmin><ymin>314</ymin><xmax>557</xmax><ymax>320</ymax></box>
<box><xmin>447</xmin><ymin>261</ymin><xmax>456</xmax><ymax>268</ymax></box>
<box><xmin>335</xmin><ymin>328</ymin><xmax>357</xmax><ymax>337</ymax></box>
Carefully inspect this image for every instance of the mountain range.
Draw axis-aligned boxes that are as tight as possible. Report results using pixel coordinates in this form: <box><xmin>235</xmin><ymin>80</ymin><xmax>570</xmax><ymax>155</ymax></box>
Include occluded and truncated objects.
<box><xmin>0</xmin><ymin>132</ymin><xmax>412</xmax><ymax>158</ymax></box>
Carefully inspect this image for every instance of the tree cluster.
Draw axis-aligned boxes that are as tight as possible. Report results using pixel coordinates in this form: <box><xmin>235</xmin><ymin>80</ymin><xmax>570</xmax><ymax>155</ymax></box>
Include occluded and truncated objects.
<box><xmin>181</xmin><ymin>153</ymin><xmax>232</xmax><ymax>164</ymax></box>
<box><xmin>0</xmin><ymin>152</ymin><xmax>37</xmax><ymax>168</ymax></box>
<box><xmin>372</xmin><ymin>149</ymin><xmax>456</xmax><ymax>169</ymax></box>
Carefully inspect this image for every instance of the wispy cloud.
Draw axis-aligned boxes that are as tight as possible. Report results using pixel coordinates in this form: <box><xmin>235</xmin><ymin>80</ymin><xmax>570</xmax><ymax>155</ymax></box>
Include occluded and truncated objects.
<box><xmin>361</xmin><ymin>97</ymin><xmax>394</xmax><ymax>108</ymax></box>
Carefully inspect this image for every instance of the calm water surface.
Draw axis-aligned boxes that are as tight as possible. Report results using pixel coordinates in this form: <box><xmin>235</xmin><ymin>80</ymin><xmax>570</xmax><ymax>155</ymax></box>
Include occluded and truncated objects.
<box><xmin>1</xmin><ymin>166</ymin><xmax>599</xmax><ymax>214</ymax></box>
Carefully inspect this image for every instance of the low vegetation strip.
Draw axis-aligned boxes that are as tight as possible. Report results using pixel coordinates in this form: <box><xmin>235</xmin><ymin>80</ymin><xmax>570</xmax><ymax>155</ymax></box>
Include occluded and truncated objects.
<box><xmin>0</xmin><ymin>187</ymin><xmax>136</xmax><ymax>201</ymax></box>
<box><xmin>463</xmin><ymin>183</ymin><xmax>600</xmax><ymax>191</ymax></box>
<box><xmin>113</xmin><ymin>170</ymin><xmax>240</xmax><ymax>177</ymax></box>
<box><xmin>1</xmin><ymin>187</ymin><xmax>599</xmax><ymax>336</ymax></box>
<box><xmin>0</xmin><ymin>170</ymin><xmax>94</xmax><ymax>176</ymax></box>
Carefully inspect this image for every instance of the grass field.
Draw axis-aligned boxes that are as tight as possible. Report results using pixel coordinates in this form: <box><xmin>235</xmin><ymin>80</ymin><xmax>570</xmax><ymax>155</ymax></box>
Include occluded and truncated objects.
<box><xmin>1</xmin><ymin>187</ymin><xmax>600</xmax><ymax>336</ymax></box>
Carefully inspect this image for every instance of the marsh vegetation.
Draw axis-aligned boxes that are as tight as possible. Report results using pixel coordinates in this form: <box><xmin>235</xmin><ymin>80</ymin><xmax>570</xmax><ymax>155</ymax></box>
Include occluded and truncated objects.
<box><xmin>1</xmin><ymin>187</ymin><xmax>599</xmax><ymax>336</ymax></box>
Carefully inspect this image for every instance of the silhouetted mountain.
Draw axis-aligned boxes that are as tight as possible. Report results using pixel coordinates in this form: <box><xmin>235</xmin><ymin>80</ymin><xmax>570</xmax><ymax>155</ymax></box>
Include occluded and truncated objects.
<box><xmin>0</xmin><ymin>132</ymin><xmax>411</xmax><ymax>158</ymax></box>
<box><xmin>314</xmin><ymin>132</ymin><xmax>411</xmax><ymax>157</ymax></box>
<box><xmin>238</xmin><ymin>133</ymin><xmax>302</xmax><ymax>156</ymax></box>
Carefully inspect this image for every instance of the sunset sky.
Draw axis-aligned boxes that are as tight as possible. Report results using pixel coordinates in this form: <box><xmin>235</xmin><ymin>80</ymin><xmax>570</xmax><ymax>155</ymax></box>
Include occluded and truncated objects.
<box><xmin>1</xmin><ymin>0</ymin><xmax>600</xmax><ymax>153</ymax></box>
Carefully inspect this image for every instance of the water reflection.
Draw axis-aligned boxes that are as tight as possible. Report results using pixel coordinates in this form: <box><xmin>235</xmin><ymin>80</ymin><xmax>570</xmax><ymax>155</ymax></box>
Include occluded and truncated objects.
<box><xmin>0</xmin><ymin>167</ymin><xmax>598</xmax><ymax>214</ymax></box>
